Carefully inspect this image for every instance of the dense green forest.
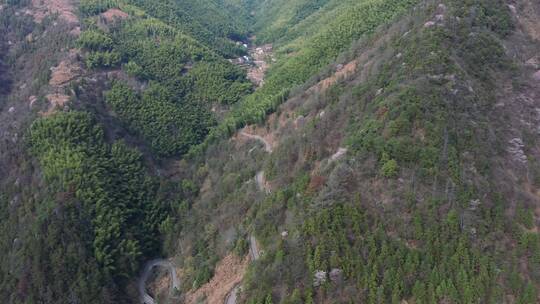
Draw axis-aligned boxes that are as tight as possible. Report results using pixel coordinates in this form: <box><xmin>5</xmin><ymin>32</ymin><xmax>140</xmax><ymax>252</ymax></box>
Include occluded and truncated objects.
<box><xmin>76</xmin><ymin>1</ymin><xmax>252</xmax><ymax>156</ymax></box>
<box><xmin>0</xmin><ymin>0</ymin><xmax>539</xmax><ymax>303</ymax></box>
<box><xmin>27</xmin><ymin>112</ymin><xmax>168</xmax><ymax>302</ymax></box>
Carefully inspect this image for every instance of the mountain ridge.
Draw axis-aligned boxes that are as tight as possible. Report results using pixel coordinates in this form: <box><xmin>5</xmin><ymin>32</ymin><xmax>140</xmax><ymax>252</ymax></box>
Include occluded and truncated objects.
<box><xmin>0</xmin><ymin>0</ymin><xmax>539</xmax><ymax>303</ymax></box>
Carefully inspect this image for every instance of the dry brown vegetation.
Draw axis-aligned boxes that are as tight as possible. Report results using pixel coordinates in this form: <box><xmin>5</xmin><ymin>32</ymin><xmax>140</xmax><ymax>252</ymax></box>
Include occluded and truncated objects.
<box><xmin>516</xmin><ymin>1</ymin><xmax>540</xmax><ymax>42</ymax></box>
<box><xmin>49</xmin><ymin>53</ymin><xmax>82</xmax><ymax>86</ymax></box>
<box><xmin>29</xmin><ymin>0</ymin><xmax>79</xmax><ymax>25</ymax></box>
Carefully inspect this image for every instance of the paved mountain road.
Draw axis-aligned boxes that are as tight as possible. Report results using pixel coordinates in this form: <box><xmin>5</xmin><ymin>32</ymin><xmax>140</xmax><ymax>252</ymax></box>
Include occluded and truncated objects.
<box><xmin>249</xmin><ymin>235</ymin><xmax>260</xmax><ymax>261</ymax></box>
<box><xmin>224</xmin><ymin>285</ymin><xmax>240</xmax><ymax>304</ymax></box>
<box><xmin>138</xmin><ymin>259</ymin><xmax>179</xmax><ymax>304</ymax></box>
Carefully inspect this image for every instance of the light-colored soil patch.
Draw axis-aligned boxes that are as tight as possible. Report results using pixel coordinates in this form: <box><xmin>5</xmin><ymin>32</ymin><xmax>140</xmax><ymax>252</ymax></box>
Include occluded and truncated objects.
<box><xmin>45</xmin><ymin>93</ymin><xmax>69</xmax><ymax>108</ymax></box>
<box><xmin>100</xmin><ymin>8</ymin><xmax>129</xmax><ymax>22</ymax></box>
<box><xmin>307</xmin><ymin>61</ymin><xmax>358</xmax><ymax>94</ymax></box>
<box><xmin>200</xmin><ymin>176</ymin><xmax>212</xmax><ymax>195</ymax></box>
<box><xmin>184</xmin><ymin>255</ymin><xmax>249</xmax><ymax>304</ymax></box>
<box><xmin>517</xmin><ymin>1</ymin><xmax>540</xmax><ymax>42</ymax></box>
<box><xmin>29</xmin><ymin>0</ymin><xmax>79</xmax><ymax>25</ymax></box>
<box><xmin>523</xmin><ymin>226</ymin><xmax>539</xmax><ymax>234</ymax></box>
<box><xmin>43</xmin><ymin>49</ymin><xmax>83</xmax><ymax>115</ymax></box>
<box><xmin>40</xmin><ymin>93</ymin><xmax>69</xmax><ymax>116</ymax></box>
<box><xmin>49</xmin><ymin>55</ymin><xmax>82</xmax><ymax>86</ymax></box>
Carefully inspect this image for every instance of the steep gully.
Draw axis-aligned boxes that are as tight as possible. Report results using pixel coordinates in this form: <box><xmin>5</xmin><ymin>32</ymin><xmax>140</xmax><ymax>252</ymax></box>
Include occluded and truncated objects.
<box><xmin>138</xmin><ymin>39</ymin><xmax>274</xmax><ymax>304</ymax></box>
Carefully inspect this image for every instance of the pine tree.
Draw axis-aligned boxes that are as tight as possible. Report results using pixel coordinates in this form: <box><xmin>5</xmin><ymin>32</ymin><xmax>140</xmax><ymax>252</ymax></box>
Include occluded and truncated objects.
<box><xmin>305</xmin><ymin>289</ymin><xmax>314</xmax><ymax>304</ymax></box>
<box><xmin>391</xmin><ymin>282</ymin><xmax>402</xmax><ymax>304</ymax></box>
<box><xmin>412</xmin><ymin>281</ymin><xmax>426</xmax><ymax>304</ymax></box>
<box><xmin>286</xmin><ymin>289</ymin><xmax>302</xmax><ymax>304</ymax></box>
<box><xmin>264</xmin><ymin>293</ymin><xmax>273</xmax><ymax>304</ymax></box>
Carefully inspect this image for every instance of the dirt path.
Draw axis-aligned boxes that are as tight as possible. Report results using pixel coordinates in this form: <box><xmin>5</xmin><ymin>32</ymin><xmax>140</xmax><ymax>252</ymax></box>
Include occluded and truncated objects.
<box><xmin>138</xmin><ymin>259</ymin><xmax>179</xmax><ymax>304</ymax></box>
<box><xmin>241</xmin><ymin>132</ymin><xmax>273</xmax><ymax>153</ymax></box>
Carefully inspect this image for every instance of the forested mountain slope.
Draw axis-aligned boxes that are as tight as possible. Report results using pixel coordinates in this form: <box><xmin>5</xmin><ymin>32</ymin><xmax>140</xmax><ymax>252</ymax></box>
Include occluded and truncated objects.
<box><xmin>0</xmin><ymin>0</ymin><xmax>251</xmax><ymax>302</ymax></box>
<box><xmin>170</xmin><ymin>0</ymin><xmax>540</xmax><ymax>303</ymax></box>
<box><xmin>0</xmin><ymin>0</ymin><xmax>539</xmax><ymax>303</ymax></box>
<box><xmin>116</xmin><ymin>0</ymin><xmax>250</xmax><ymax>56</ymax></box>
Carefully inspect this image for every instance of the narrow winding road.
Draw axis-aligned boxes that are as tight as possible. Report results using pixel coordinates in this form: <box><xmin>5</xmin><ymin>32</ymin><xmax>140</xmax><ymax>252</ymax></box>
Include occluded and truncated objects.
<box><xmin>138</xmin><ymin>259</ymin><xmax>179</xmax><ymax>304</ymax></box>
<box><xmin>223</xmin><ymin>236</ymin><xmax>260</xmax><ymax>304</ymax></box>
<box><xmin>224</xmin><ymin>284</ymin><xmax>240</xmax><ymax>304</ymax></box>
<box><xmin>255</xmin><ymin>171</ymin><xmax>270</xmax><ymax>194</ymax></box>
<box><xmin>240</xmin><ymin>132</ymin><xmax>273</xmax><ymax>153</ymax></box>
<box><xmin>224</xmin><ymin>131</ymin><xmax>269</xmax><ymax>304</ymax></box>
<box><xmin>249</xmin><ymin>235</ymin><xmax>261</xmax><ymax>261</ymax></box>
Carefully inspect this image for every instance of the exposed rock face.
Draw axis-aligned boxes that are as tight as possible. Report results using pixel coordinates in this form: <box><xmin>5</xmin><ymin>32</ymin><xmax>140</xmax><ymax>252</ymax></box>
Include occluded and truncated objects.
<box><xmin>313</xmin><ymin>270</ymin><xmax>327</xmax><ymax>287</ymax></box>
<box><xmin>329</xmin><ymin>268</ymin><xmax>343</xmax><ymax>283</ymax></box>
<box><xmin>508</xmin><ymin>137</ymin><xmax>527</xmax><ymax>164</ymax></box>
